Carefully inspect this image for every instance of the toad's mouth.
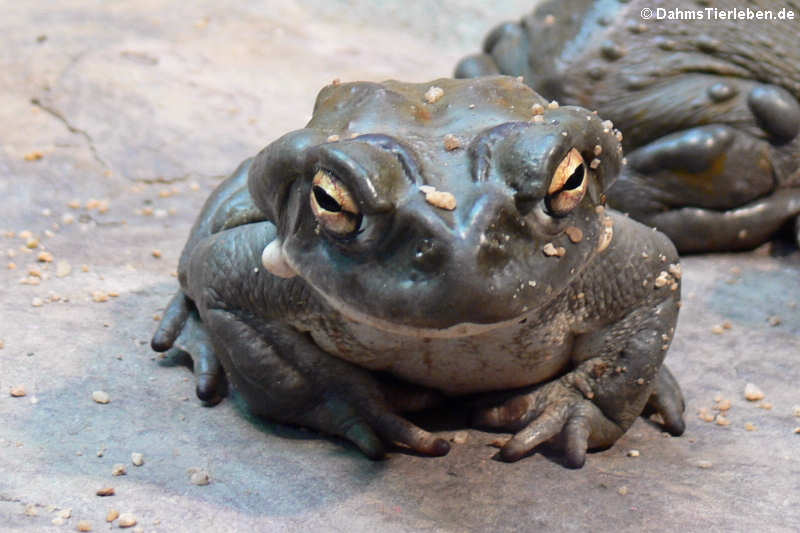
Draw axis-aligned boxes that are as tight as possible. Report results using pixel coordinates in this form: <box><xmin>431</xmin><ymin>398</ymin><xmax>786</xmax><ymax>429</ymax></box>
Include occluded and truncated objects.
<box><xmin>310</xmin><ymin>284</ymin><xmax>534</xmax><ymax>339</ymax></box>
<box><xmin>271</xmin><ymin>239</ymin><xmax>544</xmax><ymax>338</ymax></box>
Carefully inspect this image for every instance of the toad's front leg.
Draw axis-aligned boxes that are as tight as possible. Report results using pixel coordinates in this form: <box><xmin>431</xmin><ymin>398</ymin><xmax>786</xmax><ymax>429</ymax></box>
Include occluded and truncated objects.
<box><xmin>201</xmin><ymin>308</ymin><xmax>450</xmax><ymax>459</ymax></box>
<box><xmin>187</xmin><ymin>222</ymin><xmax>449</xmax><ymax>459</ymax></box>
<box><xmin>474</xmin><ymin>296</ymin><xmax>683</xmax><ymax>467</ymax></box>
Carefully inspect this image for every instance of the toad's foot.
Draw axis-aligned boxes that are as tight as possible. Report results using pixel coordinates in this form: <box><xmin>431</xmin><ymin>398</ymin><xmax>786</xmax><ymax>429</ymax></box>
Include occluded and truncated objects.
<box><xmin>473</xmin><ymin>380</ymin><xmax>623</xmax><ymax>468</ymax></box>
<box><xmin>152</xmin><ymin>292</ymin><xmax>227</xmax><ymax>405</ymax></box>
<box><xmin>474</xmin><ymin>363</ymin><xmax>685</xmax><ymax>467</ymax></box>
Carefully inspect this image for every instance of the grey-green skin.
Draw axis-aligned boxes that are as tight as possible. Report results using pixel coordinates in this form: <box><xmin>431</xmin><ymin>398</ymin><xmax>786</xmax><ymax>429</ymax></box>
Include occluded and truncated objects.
<box><xmin>151</xmin><ymin>77</ymin><xmax>685</xmax><ymax>467</ymax></box>
<box><xmin>456</xmin><ymin>0</ymin><xmax>800</xmax><ymax>253</ymax></box>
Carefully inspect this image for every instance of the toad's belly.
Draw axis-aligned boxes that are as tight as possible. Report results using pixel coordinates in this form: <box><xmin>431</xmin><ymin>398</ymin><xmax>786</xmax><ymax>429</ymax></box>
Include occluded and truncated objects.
<box><xmin>304</xmin><ymin>313</ymin><xmax>575</xmax><ymax>395</ymax></box>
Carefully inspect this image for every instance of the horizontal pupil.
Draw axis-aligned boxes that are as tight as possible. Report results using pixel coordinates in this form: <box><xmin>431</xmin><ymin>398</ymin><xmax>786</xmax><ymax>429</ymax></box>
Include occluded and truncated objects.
<box><xmin>313</xmin><ymin>186</ymin><xmax>342</xmax><ymax>212</ymax></box>
<box><xmin>563</xmin><ymin>164</ymin><xmax>584</xmax><ymax>190</ymax></box>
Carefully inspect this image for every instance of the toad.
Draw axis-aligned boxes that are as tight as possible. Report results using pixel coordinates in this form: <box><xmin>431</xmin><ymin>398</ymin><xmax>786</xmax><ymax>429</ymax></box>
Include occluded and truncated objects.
<box><xmin>456</xmin><ymin>0</ymin><xmax>800</xmax><ymax>252</ymax></box>
<box><xmin>152</xmin><ymin>77</ymin><xmax>684</xmax><ymax>467</ymax></box>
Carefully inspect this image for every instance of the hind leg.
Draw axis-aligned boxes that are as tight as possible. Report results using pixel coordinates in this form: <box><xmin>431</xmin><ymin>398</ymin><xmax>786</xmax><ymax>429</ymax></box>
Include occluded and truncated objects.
<box><xmin>608</xmin><ymin>119</ymin><xmax>800</xmax><ymax>252</ymax></box>
<box><xmin>604</xmin><ymin>76</ymin><xmax>800</xmax><ymax>252</ymax></box>
<box><xmin>632</xmin><ymin>189</ymin><xmax>800</xmax><ymax>253</ymax></box>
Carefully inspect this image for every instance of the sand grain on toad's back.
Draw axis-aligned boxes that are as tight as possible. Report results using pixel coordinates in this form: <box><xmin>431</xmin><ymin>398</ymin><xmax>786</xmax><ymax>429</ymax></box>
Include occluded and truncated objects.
<box><xmin>543</xmin><ymin>242</ymin><xmax>565</xmax><ymax>257</ymax></box>
<box><xmin>424</xmin><ymin>86</ymin><xmax>444</xmax><ymax>104</ymax></box>
<box><xmin>425</xmin><ymin>190</ymin><xmax>457</xmax><ymax>210</ymax></box>
<box><xmin>420</xmin><ymin>186</ymin><xmax>457</xmax><ymax>210</ymax></box>
<box><xmin>565</xmin><ymin>226</ymin><xmax>583</xmax><ymax>243</ymax></box>
<box><xmin>443</xmin><ymin>134</ymin><xmax>461</xmax><ymax>151</ymax></box>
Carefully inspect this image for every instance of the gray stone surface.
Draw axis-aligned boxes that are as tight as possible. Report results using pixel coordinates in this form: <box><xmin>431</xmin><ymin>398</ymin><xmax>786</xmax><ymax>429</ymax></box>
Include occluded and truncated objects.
<box><xmin>2</xmin><ymin>1</ymin><xmax>799</xmax><ymax>531</ymax></box>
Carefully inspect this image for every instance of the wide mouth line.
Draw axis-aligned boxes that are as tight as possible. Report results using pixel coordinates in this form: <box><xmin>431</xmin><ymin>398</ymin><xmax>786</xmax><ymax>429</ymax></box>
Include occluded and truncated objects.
<box><xmin>281</xmin><ymin>235</ymin><xmax>539</xmax><ymax>339</ymax></box>
<box><xmin>310</xmin><ymin>282</ymin><xmax>531</xmax><ymax>339</ymax></box>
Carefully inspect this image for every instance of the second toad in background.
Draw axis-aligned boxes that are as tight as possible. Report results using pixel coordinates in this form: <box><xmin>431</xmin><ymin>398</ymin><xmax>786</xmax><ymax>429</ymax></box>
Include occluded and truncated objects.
<box><xmin>456</xmin><ymin>0</ymin><xmax>800</xmax><ymax>252</ymax></box>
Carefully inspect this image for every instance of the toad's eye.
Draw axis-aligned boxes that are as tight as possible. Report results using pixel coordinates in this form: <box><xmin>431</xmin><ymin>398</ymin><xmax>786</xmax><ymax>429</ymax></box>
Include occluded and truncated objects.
<box><xmin>310</xmin><ymin>170</ymin><xmax>362</xmax><ymax>236</ymax></box>
<box><xmin>545</xmin><ymin>148</ymin><xmax>586</xmax><ymax>217</ymax></box>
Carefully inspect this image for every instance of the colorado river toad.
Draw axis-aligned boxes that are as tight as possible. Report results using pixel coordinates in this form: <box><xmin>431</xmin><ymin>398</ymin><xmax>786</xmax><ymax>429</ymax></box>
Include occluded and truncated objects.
<box><xmin>456</xmin><ymin>0</ymin><xmax>800</xmax><ymax>252</ymax></box>
<box><xmin>151</xmin><ymin>77</ymin><xmax>684</xmax><ymax>466</ymax></box>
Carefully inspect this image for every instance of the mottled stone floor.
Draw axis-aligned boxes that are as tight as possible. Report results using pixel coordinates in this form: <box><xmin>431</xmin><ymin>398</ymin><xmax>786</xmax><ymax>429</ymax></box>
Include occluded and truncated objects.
<box><xmin>2</xmin><ymin>2</ymin><xmax>798</xmax><ymax>531</ymax></box>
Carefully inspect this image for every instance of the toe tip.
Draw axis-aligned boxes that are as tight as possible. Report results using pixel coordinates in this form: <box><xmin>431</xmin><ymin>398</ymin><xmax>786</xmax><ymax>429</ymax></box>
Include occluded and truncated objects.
<box><xmin>430</xmin><ymin>438</ymin><xmax>451</xmax><ymax>457</ymax></box>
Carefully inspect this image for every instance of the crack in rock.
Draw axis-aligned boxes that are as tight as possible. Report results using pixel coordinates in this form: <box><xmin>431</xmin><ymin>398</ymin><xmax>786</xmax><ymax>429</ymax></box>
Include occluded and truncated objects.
<box><xmin>30</xmin><ymin>97</ymin><xmax>231</xmax><ymax>184</ymax></box>
<box><xmin>30</xmin><ymin>98</ymin><xmax>108</xmax><ymax>168</ymax></box>
<box><xmin>134</xmin><ymin>174</ymin><xmax>192</xmax><ymax>184</ymax></box>
<box><xmin>133</xmin><ymin>174</ymin><xmax>226</xmax><ymax>184</ymax></box>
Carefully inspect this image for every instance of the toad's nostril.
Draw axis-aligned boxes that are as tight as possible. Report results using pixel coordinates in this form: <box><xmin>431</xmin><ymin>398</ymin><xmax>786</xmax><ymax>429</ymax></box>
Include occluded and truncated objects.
<box><xmin>477</xmin><ymin>207</ymin><xmax>528</xmax><ymax>271</ymax></box>
<box><xmin>479</xmin><ymin>231</ymin><xmax>511</xmax><ymax>269</ymax></box>
<box><xmin>412</xmin><ymin>238</ymin><xmax>447</xmax><ymax>273</ymax></box>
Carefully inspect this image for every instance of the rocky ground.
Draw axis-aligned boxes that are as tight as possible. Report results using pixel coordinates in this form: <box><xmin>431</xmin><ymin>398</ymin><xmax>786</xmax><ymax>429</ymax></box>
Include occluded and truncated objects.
<box><xmin>2</xmin><ymin>1</ymin><xmax>799</xmax><ymax>531</ymax></box>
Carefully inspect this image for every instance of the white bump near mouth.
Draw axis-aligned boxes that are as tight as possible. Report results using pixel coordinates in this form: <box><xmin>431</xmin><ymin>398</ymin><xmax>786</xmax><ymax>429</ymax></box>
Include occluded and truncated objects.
<box><xmin>261</xmin><ymin>239</ymin><xmax>297</xmax><ymax>279</ymax></box>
